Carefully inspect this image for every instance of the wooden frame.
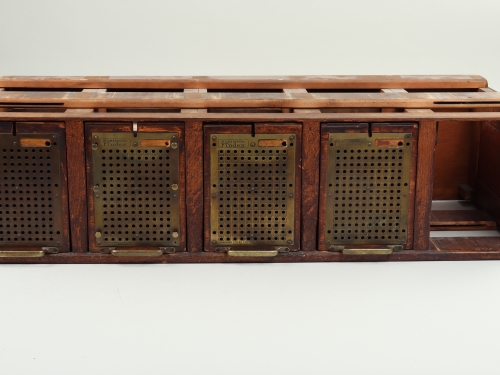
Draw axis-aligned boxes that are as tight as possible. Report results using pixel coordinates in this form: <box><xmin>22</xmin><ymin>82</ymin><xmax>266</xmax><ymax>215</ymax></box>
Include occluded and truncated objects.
<box><xmin>0</xmin><ymin>75</ymin><xmax>499</xmax><ymax>263</ymax></box>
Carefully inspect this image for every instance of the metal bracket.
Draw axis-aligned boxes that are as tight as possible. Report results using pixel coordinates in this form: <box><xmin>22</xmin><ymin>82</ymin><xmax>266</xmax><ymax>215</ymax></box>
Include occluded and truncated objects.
<box><xmin>329</xmin><ymin>245</ymin><xmax>403</xmax><ymax>255</ymax></box>
<box><xmin>132</xmin><ymin>122</ymin><xmax>138</xmax><ymax>137</ymax></box>
<box><xmin>100</xmin><ymin>247</ymin><xmax>175</xmax><ymax>256</ymax></box>
<box><xmin>0</xmin><ymin>247</ymin><xmax>59</xmax><ymax>258</ymax></box>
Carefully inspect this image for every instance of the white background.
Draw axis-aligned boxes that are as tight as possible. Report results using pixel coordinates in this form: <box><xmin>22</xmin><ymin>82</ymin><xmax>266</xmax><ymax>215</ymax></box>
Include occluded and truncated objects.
<box><xmin>1</xmin><ymin>1</ymin><xmax>500</xmax><ymax>374</ymax></box>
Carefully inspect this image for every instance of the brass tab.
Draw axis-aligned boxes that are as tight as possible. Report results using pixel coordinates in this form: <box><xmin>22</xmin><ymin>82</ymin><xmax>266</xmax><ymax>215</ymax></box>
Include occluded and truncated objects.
<box><xmin>41</xmin><ymin>247</ymin><xmax>59</xmax><ymax>254</ymax></box>
<box><xmin>227</xmin><ymin>250</ymin><xmax>279</xmax><ymax>257</ymax></box>
<box><xmin>20</xmin><ymin>138</ymin><xmax>51</xmax><ymax>147</ymax></box>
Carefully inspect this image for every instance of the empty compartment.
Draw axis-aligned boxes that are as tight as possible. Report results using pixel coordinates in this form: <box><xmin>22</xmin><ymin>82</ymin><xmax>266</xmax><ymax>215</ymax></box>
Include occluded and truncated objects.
<box><xmin>430</xmin><ymin>119</ymin><xmax>500</xmax><ymax>250</ymax></box>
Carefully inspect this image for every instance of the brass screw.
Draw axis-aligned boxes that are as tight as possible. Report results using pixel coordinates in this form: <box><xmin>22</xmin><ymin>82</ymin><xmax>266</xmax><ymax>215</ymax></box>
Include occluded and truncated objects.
<box><xmin>95</xmin><ymin>232</ymin><xmax>102</xmax><ymax>239</ymax></box>
<box><xmin>288</xmin><ymin>193</ymin><xmax>293</xmax><ymax>198</ymax></box>
<box><xmin>212</xmin><ymin>136</ymin><xmax>217</xmax><ymax>140</ymax></box>
<box><xmin>368</xmin><ymin>142</ymin><xmax>372</xmax><ymax>146</ymax></box>
<box><xmin>172</xmin><ymin>231</ymin><xmax>179</xmax><ymax>238</ymax></box>
<box><xmin>171</xmin><ymin>142</ymin><xmax>178</xmax><ymax>149</ymax></box>
<box><xmin>287</xmin><ymin>240</ymin><xmax>292</xmax><ymax>244</ymax></box>
<box><xmin>133</xmin><ymin>142</ymin><xmax>138</xmax><ymax>147</ymax></box>
<box><xmin>93</xmin><ymin>135</ymin><xmax>98</xmax><ymax>140</ymax></box>
<box><xmin>93</xmin><ymin>185</ymin><xmax>100</xmax><ymax>192</ymax></box>
<box><xmin>289</xmin><ymin>135</ymin><xmax>295</xmax><ymax>140</ymax></box>
<box><xmin>172</xmin><ymin>184</ymin><xmax>179</xmax><ymax>190</ymax></box>
<box><xmin>250</xmin><ymin>142</ymin><xmax>255</xmax><ymax>147</ymax></box>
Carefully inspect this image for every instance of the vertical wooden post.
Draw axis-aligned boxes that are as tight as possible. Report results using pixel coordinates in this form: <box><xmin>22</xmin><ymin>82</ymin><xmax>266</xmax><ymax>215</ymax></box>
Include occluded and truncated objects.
<box><xmin>298</xmin><ymin>118</ymin><xmax>321</xmax><ymax>251</ymax></box>
<box><xmin>285</xmin><ymin>89</ymin><xmax>322</xmax><ymax>251</ymax></box>
<box><xmin>413</xmin><ymin>119</ymin><xmax>438</xmax><ymax>250</ymax></box>
<box><xmin>185</xmin><ymin>120</ymin><xmax>204</xmax><ymax>252</ymax></box>
<box><xmin>65</xmin><ymin>119</ymin><xmax>89</xmax><ymax>252</ymax></box>
<box><xmin>182</xmin><ymin>89</ymin><xmax>207</xmax><ymax>252</ymax></box>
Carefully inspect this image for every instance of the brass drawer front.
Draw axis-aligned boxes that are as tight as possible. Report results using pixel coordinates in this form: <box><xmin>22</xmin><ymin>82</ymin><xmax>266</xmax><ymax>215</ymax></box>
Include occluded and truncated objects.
<box><xmin>91</xmin><ymin>132</ymin><xmax>181</xmax><ymax>247</ymax></box>
<box><xmin>325</xmin><ymin>132</ymin><xmax>412</xmax><ymax>245</ymax></box>
<box><xmin>210</xmin><ymin>133</ymin><xmax>296</xmax><ymax>247</ymax></box>
<box><xmin>0</xmin><ymin>134</ymin><xmax>65</xmax><ymax>247</ymax></box>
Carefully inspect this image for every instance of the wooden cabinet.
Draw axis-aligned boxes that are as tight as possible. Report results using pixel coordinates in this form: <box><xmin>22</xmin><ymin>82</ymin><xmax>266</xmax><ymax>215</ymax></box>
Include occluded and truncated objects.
<box><xmin>0</xmin><ymin>75</ymin><xmax>499</xmax><ymax>262</ymax></box>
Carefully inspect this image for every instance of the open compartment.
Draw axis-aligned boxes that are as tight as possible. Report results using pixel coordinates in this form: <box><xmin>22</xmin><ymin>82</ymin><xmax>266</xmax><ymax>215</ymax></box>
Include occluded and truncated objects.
<box><xmin>430</xmin><ymin>119</ymin><xmax>500</xmax><ymax>252</ymax></box>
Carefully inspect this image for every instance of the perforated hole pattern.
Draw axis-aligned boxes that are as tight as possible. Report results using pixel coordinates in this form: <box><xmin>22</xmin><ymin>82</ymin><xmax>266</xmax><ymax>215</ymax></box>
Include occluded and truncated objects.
<box><xmin>210</xmin><ymin>134</ymin><xmax>296</xmax><ymax>246</ymax></box>
<box><xmin>92</xmin><ymin>132</ymin><xmax>180</xmax><ymax>247</ymax></box>
<box><xmin>325</xmin><ymin>133</ymin><xmax>412</xmax><ymax>245</ymax></box>
<box><xmin>0</xmin><ymin>134</ymin><xmax>63</xmax><ymax>246</ymax></box>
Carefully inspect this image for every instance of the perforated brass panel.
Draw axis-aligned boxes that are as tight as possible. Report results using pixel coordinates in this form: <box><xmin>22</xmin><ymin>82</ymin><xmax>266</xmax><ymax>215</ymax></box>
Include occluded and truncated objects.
<box><xmin>210</xmin><ymin>133</ymin><xmax>296</xmax><ymax>247</ymax></box>
<box><xmin>325</xmin><ymin>132</ymin><xmax>412</xmax><ymax>245</ymax></box>
<box><xmin>0</xmin><ymin>133</ymin><xmax>64</xmax><ymax>247</ymax></box>
<box><xmin>91</xmin><ymin>132</ymin><xmax>180</xmax><ymax>247</ymax></box>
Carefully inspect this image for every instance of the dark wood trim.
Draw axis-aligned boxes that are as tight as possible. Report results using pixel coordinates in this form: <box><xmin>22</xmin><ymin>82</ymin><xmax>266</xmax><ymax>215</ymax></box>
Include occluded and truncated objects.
<box><xmin>413</xmin><ymin>120</ymin><xmax>438</xmax><ymax>250</ymax></box>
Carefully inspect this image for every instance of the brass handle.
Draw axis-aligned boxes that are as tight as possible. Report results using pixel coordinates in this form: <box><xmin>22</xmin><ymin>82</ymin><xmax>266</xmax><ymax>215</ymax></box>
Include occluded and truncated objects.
<box><xmin>342</xmin><ymin>248</ymin><xmax>394</xmax><ymax>255</ymax></box>
<box><xmin>0</xmin><ymin>247</ymin><xmax>58</xmax><ymax>258</ymax></box>
<box><xmin>331</xmin><ymin>245</ymin><xmax>401</xmax><ymax>255</ymax></box>
<box><xmin>110</xmin><ymin>249</ymin><xmax>164</xmax><ymax>257</ymax></box>
<box><xmin>0</xmin><ymin>250</ymin><xmax>46</xmax><ymax>258</ymax></box>
<box><xmin>227</xmin><ymin>250</ymin><xmax>279</xmax><ymax>257</ymax></box>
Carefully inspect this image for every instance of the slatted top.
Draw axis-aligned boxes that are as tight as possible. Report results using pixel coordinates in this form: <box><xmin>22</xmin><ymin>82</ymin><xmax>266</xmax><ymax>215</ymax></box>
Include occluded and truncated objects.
<box><xmin>0</xmin><ymin>75</ymin><xmax>488</xmax><ymax>90</ymax></box>
<box><xmin>0</xmin><ymin>90</ymin><xmax>499</xmax><ymax>109</ymax></box>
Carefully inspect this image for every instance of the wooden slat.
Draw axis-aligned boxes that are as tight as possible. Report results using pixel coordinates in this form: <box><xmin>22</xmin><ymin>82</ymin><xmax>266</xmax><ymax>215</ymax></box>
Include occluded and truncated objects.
<box><xmin>4</xmin><ymin>111</ymin><xmax>500</xmax><ymax>122</ymax></box>
<box><xmin>431</xmin><ymin>237</ymin><xmax>500</xmax><ymax>252</ymax></box>
<box><xmin>181</xmin><ymin>89</ymin><xmax>208</xmax><ymax>114</ymax></box>
<box><xmin>65</xmin><ymin>109</ymin><xmax>94</xmax><ymax>114</ymax></box>
<box><xmin>479</xmin><ymin>87</ymin><xmax>496</xmax><ymax>92</ymax></box>
<box><xmin>2</xmin><ymin>90</ymin><xmax>500</xmax><ymax>109</ymax></box>
<box><xmin>0</xmin><ymin>75</ymin><xmax>488</xmax><ymax>89</ymax></box>
<box><xmin>413</xmin><ymin>117</ymin><xmax>438</xmax><ymax>250</ymax></box>
<box><xmin>430</xmin><ymin>210</ymin><xmax>497</xmax><ymax>231</ymax></box>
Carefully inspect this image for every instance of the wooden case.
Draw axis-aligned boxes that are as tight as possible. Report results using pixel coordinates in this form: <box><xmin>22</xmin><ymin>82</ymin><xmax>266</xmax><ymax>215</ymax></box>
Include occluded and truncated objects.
<box><xmin>0</xmin><ymin>75</ymin><xmax>499</xmax><ymax>262</ymax></box>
